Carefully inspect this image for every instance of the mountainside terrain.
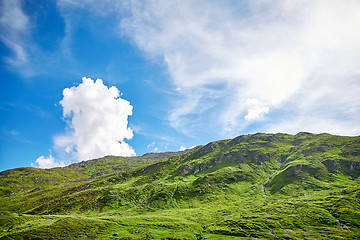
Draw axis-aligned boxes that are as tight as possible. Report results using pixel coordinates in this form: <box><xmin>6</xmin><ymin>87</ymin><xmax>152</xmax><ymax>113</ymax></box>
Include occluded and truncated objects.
<box><xmin>1</xmin><ymin>132</ymin><xmax>359</xmax><ymax>239</ymax></box>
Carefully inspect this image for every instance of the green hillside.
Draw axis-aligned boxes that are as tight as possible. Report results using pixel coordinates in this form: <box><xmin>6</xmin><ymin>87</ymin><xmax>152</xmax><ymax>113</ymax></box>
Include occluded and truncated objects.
<box><xmin>1</xmin><ymin>133</ymin><xmax>359</xmax><ymax>239</ymax></box>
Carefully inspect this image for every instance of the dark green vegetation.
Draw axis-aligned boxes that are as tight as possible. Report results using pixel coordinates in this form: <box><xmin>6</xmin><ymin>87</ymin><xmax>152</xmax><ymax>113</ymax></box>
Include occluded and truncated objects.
<box><xmin>1</xmin><ymin>133</ymin><xmax>359</xmax><ymax>239</ymax></box>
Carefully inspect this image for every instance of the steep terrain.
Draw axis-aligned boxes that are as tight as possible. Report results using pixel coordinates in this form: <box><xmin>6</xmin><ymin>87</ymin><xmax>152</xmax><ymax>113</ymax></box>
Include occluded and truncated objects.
<box><xmin>0</xmin><ymin>133</ymin><xmax>359</xmax><ymax>239</ymax></box>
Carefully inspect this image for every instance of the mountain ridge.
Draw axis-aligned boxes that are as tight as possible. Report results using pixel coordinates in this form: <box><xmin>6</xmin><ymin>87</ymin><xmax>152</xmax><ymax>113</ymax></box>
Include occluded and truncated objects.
<box><xmin>1</xmin><ymin>132</ymin><xmax>359</xmax><ymax>239</ymax></box>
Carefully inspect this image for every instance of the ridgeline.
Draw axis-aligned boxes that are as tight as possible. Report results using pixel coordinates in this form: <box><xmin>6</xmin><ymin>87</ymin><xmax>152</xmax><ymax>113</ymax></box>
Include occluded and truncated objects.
<box><xmin>1</xmin><ymin>132</ymin><xmax>359</xmax><ymax>239</ymax></box>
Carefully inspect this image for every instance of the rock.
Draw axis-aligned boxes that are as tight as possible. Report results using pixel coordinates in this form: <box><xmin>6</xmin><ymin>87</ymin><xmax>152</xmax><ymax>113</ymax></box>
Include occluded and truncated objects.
<box><xmin>178</xmin><ymin>161</ymin><xmax>197</xmax><ymax>174</ymax></box>
<box><xmin>89</xmin><ymin>171</ymin><xmax>109</xmax><ymax>179</ymax></box>
<box><xmin>224</xmin><ymin>135</ymin><xmax>247</xmax><ymax>149</ymax></box>
<box><xmin>27</xmin><ymin>187</ymin><xmax>42</xmax><ymax>194</ymax></box>
<box><xmin>192</xmin><ymin>142</ymin><xmax>217</xmax><ymax>159</ymax></box>
<box><xmin>350</xmin><ymin>162</ymin><xmax>360</xmax><ymax>170</ymax></box>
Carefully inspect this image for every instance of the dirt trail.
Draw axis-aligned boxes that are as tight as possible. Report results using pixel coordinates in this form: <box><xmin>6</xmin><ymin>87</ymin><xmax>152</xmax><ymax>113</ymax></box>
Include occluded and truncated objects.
<box><xmin>262</xmin><ymin>162</ymin><xmax>282</xmax><ymax>197</ymax></box>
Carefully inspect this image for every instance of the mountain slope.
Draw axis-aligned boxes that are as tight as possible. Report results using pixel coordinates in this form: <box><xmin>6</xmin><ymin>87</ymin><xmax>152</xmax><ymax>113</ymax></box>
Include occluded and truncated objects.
<box><xmin>1</xmin><ymin>132</ymin><xmax>359</xmax><ymax>239</ymax></box>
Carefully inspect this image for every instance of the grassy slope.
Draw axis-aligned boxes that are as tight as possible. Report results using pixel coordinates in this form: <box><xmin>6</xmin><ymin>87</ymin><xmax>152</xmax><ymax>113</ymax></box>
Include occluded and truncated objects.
<box><xmin>0</xmin><ymin>133</ymin><xmax>359</xmax><ymax>239</ymax></box>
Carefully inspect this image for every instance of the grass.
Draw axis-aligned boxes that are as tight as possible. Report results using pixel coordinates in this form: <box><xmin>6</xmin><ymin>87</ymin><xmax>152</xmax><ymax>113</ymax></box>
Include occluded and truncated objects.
<box><xmin>0</xmin><ymin>132</ymin><xmax>359</xmax><ymax>239</ymax></box>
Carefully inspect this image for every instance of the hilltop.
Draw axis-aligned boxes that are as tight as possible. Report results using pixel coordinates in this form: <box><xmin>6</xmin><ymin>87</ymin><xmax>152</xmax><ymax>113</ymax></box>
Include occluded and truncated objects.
<box><xmin>1</xmin><ymin>132</ymin><xmax>359</xmax><ymax>239</ymax></box>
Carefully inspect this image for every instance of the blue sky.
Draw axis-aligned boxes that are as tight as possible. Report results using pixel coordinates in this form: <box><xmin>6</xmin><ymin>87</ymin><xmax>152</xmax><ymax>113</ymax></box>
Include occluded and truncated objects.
<box><xmin>1</xmin><ymin>0</ymin><xmax>360</xmax><ymax>171</ymax></box>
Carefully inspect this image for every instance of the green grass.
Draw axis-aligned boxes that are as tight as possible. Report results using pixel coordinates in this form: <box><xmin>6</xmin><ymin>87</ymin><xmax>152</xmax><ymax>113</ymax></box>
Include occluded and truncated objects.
<box><xmin>1</xmin><ymin>132</ymin><xmax>359</xmax><ymax>239</ymax></box>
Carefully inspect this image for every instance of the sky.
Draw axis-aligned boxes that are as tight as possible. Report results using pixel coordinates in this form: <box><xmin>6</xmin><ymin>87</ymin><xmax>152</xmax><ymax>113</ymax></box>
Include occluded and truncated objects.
<box><xmin>1</xmin><ymin>0</ymin><xmax>360</xmax><ymax>171</ymax></box>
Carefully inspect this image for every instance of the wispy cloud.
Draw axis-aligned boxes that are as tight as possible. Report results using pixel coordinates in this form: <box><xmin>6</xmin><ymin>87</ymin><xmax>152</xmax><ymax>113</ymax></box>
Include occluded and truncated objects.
<box><xmin>55</xmin><ymin>0</ymin><xmax>360</xmax><ymax>137</ymax></box>
<box><xmin>117</xmin><ymin>0</ymin><xmax>360</xmax><ymax>136</ymax></box>
<box><xmin>22</xmin><ymin>104</ymin><xmax>52</xmax><ymax>119</ymax></box>
<box><xmin>147</xmin><ymin>141</ymin><xmax>158</xmax><ymax>152</ymax></box>
<box><xmin>3</xmin><ymin>129</ymin><xmax>32</xmax><ymax>144</ymax></box>
<box><xmin>0</xmin><ymin>0</ymin><xmax>79</xmax><ymax>77</ymax></box>
<box><xmin>0</xmin><ymin>0</ymin><xmax>29</xmax><ymax>67</ymax></box>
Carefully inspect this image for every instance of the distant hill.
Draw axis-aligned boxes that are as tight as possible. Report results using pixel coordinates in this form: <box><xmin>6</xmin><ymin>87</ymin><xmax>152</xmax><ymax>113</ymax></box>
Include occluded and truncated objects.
<box><xmin>67</xmin><ymin>150</ymin><xmax>194</xmax><ymax>178</ymax></box>
<box><xmin>1</xmin><ymin>132</ymin><xmax>359</xmax><ymax>239</ymax></box>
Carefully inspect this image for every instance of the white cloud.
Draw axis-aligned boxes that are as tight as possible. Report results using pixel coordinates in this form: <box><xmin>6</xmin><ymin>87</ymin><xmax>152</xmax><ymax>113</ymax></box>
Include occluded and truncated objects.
<box><xmin>179</xmin><ymin>146</ymin><xmax>186</xmax><ymax>151</ymax></box>
<box><xmin>56</xmin><ymin>77</ymin><xmax>135</xmax><ymax>161</ymax></box>
<box><xmin>32</xmin><ymin>155</ymin><xmax>65</xmax><ymax>169</ymax></box>
<box><xmin>57</xmin><ymin>0</ymin><xmax>360</xmax><ymax>137</ymax></box>
<box><xmin>266</xmin><ymin>116</ymin><xmax>360</xmax><ymax>137</ymax></box>
<box><xmin>0</xmin><ymin>0</ymin><xmax>29</xmax><ymax>67</ymax></box>
<box><xmin>179</xmin><ymin>145</ymin><xmax>196</xmax><ymax>151</ymax></box>
<box><xmin>244</xmin><ymin>98</ymin><xmax>270</xmax><ymax>121</ymax></box>
<box><xmin>147</xmin><ymin>141</ymin><xmax>159</xmax><ymax>152</ymax></box>
<box><xmin>0</xmin><ymin>0</ymin><xmax>27</xmax><ymax>30</ymax></box>
<box><xmin>116</xmin><ymin>0</ymin><xmax>360</xmax><ymax>136</ymax></box>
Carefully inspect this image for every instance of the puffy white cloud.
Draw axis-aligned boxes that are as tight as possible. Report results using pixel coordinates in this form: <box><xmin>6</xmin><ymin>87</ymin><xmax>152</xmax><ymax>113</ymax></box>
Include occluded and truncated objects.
<box><xmin>179</xmin><ymin>146</ymin><xmax>186</xmax><ymax>151</ymax></box>
<box><xmin>56</xmin><ymin>77</ymin><xmax>135</xmax><ymax>161</ymax></box>
<box><xmin>244</xmin><ymin>98</ymin><xmax>270</xmax><ymax>122</ymax></box>
<box><xmin>32</xmin><ymin>155</ymin><xmax>64</xmax><ymax>169</ymax></box>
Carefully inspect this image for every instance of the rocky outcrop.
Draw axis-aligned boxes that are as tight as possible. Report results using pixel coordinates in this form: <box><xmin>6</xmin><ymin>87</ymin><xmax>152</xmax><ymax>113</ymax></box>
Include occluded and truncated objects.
<box><xmin>177</xmin><ymin>161</ymin><xmax>197</xmax><ymax>175</ymax></box>
<box><xmin>179</xmin><ymin>149</ymin><xmax>276</xmax><ymax>175</ymax></box>
<box><xmin>90</xmin><ymin>171</ymin><xmax>109</xmax><ymax>179</ymax></box>
<box><xmin>350</xmin><ymin>161</ymin><xmax>360</xmax><ymax>170</ymax></box>
<box><xmin>224</xmin><ymin>136</ymin><xmax>247</xmax><ymax>149</ymax></box>
<box><xmin>192</xmin><ymin>142</ymin><xmax>217</xmax><ymax>159</ymax></box>
<box><xmin>140</xmin><ymin>161</ymin><xmax>165</xmax><ymax>174</ymax></box>
<box><xmin>323</xmin><ymin>159</ymin><xmax>360</xmax><ymax>177</ymax></box>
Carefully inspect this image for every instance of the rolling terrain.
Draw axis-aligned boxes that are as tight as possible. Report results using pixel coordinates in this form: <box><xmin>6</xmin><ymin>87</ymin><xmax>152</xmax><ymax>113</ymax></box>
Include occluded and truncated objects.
<box><xmin>1</xmin><ymin>132</ymin><xmax>359</xmax><ymax>239</ymax></box>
